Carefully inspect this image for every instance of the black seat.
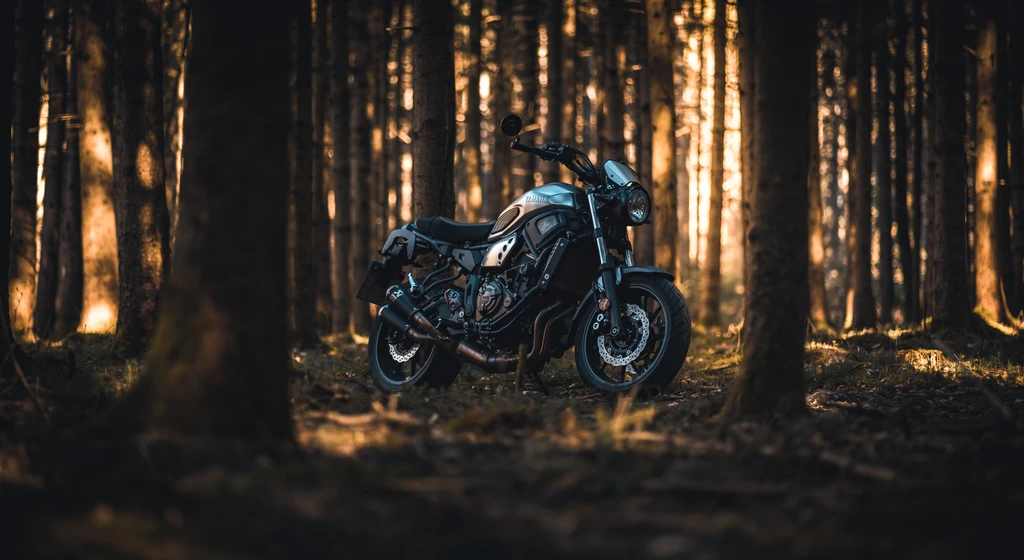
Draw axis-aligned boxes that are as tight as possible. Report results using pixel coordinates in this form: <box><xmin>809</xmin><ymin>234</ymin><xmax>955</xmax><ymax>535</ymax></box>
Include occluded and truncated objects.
<box><xmin>414</xmin><ymin>216</ymin><xmax>495</xmax><ymax>243</ymax></box>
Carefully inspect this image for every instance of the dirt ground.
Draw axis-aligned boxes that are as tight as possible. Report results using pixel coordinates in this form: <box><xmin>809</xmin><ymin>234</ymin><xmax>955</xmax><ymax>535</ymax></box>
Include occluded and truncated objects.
<box><xmin>1</xmin><ymin>325</ymin><xmax>1023</xmax><ymax>559</ymax></box>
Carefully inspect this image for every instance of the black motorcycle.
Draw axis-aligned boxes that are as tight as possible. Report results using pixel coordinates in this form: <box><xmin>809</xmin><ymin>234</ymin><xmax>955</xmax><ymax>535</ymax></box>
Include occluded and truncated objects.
<box><xmin>357</xmin><ymin>114</ymin><xmax>691</xmax><ymax>395</ymax></box>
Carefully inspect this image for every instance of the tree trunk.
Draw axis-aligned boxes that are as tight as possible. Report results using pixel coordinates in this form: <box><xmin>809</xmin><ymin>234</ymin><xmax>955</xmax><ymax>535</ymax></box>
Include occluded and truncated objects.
<box><xmin>928</xmin><ymin>0</ymin><xmax>971</xmax><ymax>330</ymax></box>
<box><xmin>699</xmin><ymin>0</ymin><xmax>726</xmax><ymax>327</ymax></box>
<box><xmin>893</xmin><ymin>8</ymin><xmax>915</xmax><ymax>325</ymax></box>
<box><xmin>12</xmin><ymin>0</ymin><xmax>43</xmax><ymax>337</ymax></box>
<box><xmin>633</xmin><ymin>8</ymin><xmax>654</xmax><ymax>265</ymax></box>
<box><xmin>645</xmin><ymin>0</ymin><xmax>677</xmax><ymax>276</ymax></box>
<box><xmin>75</xmin><ymin>0</ymin><xmax>118</xmax><ymax>334</ymax></box>
<box><xmin>973</xmin><ymin>8</ymin><xmax>1006</xmax><ymax>324</ymax></box>
<box><xmin>1010</xmin><ymin>6</ymin><xmax>1024</xmax><ymax>316</ymax></box>
<box><xmin>822</xmin><ymin>47</ymin><xmax>843</xmax><ymax>316</ymax></box>
<box><xmin>2</xmin><ymin>1</ymin><xmax>18</xmax><ymax>364</ymax></box>
<box><xmin>35</xmin><ymin>0</ymin><xmax>68</xmax><ymax>340</ymax></box>
<box><xmin>738</xmin><ymin>0</ymin><xmax>755</xmax><ymax>325</ymax></box>
<box><xmin>161</xmin><ymin>0</ymin><xmax>189</xmax><ymax>247</ymax></box>
<box><xmin>55</xmin><ymin>25</ymin><xmax>83</xmax><ymax>340</ymax></box>
<box><xmin>128</xmin><ymin>0</ymin><xmax>292</xmax><ymax>439</ymax></box>
<box><xmin>488</xmin><ymin>0</ymin><xmax>512</xmax><ymax>218</ymax></box>
<box><xmin>412</xmin><ymin>0</ymin><xmax>455</xmax><ymax>220</ymax></box>
<box><xmin>464</xmin><ymin>0</ymin><xmax>484</xmax><ymax>220</ymax></box>
<box><xmin>541</xmin><ymin>0</ymin><xmax>563</xmax><ymax>185</ymax></box>
<box><xmin>876</xmin><ymin>20</ymin><xmax>894</xmax><ymax>325</ymax></box>
<box><xmin>600</xmin><ymin>0</ymin><xmax>624</xmax><ymax>165</ymax></box>
<box><xmin>111</xmin><ymin>0</ymin><xmax>170</xmax><ymax>354</ymax></box>
<box><xmin>809</xmin><ymin>41</ymin><xmax>831</xmax><ymax>332</ymax></box>
<box><xmin>721</xmin><ymin>0</ymin><xmax>811</xmax><ymax>421</ymax></box>
<box><xmin>312</xmin><ymin>0</ymin><xmax>332</xmax><ymax>329</ymax></box>
<box><xmin>844</xmin><ymin>0</ymin><xmax>876</xmax><ymax>330</ymax></box>
<box><xmin>287</xmin><ymin>1</ymin><xmax>317</xmax><ymax>346</ymax></box>
<box><xmin>330</xmin><ymin>0</ymin><xmax>351</xmax><ymax>334</ymax></box>
<box><xmin>349</xmin><ymin>2</ymin><xmax>372</xmax><ymax>335</ymax></box>
<box><xmin>910</xmin><ymin>0</ymin><xmax>924</xmax><ymax>322</ymax></box>
<box><xmin>510</xmin><ymin>0</ymin><xmax>538</xmax><ymax>198</ymax></box>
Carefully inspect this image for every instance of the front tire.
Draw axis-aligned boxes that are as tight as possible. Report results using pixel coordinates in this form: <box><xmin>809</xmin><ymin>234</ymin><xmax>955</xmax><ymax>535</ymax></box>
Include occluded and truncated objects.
<box><xmin>574</xmin><ymin>275</ymin><xmax>691</xmax><ymax>396</ymax></box>
<box><xmin>368</xmin><ymin>317</ymin><xmax>462</xmax><ymax>392</ymax></box>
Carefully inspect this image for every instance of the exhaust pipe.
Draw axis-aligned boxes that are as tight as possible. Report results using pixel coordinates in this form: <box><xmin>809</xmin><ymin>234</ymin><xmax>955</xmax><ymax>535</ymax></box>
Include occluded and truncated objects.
<box><xmin>378</xmin><ymin>287</ymin><xmax>518</xmax><ymax>373</ymax></box>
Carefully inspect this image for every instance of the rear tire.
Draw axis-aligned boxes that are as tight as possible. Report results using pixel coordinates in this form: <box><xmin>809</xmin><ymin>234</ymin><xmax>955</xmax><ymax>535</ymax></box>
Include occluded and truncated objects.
<box><xmin>574</xmin><ymin>275</ymin><xmax>691</xmax><ymax>396</ymax></box>
<box><xmin>368</xmin><ymin>317</ymin><xmax>462</xmax><ymax>392</ymax></box>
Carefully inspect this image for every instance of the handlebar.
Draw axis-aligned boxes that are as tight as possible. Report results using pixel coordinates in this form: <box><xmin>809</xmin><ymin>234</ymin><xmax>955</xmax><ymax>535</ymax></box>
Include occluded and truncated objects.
<box><xmin>510</xmin><ymin>139</ymin><xmax>602</xmax><ymax>186</ymax></box>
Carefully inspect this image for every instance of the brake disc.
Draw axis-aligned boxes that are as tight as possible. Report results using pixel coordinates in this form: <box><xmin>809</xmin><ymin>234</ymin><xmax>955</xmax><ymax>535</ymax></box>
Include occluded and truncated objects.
<box><xmin>388</xmin><ymin>340</ymin><xmax>420</xmax><ymax>363</ymax></box>
<box><xmin>597</xmin><ymin>303</ymin><xmax>650</xmax><ymax>367</ymax></box>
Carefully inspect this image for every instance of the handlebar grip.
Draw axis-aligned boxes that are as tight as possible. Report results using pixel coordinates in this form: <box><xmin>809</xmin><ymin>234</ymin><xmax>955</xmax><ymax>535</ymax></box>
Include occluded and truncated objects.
<box><xmin>510</xmin><ymin>141</ymin><xmax>532</xmax><ymax>153</ymax></box>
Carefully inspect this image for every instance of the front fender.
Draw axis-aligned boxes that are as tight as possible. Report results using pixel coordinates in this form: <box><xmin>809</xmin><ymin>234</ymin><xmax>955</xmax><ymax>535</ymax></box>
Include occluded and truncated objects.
<box><xmin>569</xmin><ymin>265</ymin><xmax>675</xmax><ymax>336</ymax></box>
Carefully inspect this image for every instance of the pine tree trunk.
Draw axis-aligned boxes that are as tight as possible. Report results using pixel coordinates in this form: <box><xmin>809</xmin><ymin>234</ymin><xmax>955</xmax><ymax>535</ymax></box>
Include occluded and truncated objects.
<box><xmin>822</xmin><ymin>48</ymin><xmax>843</xmax><ymax>305</ymax></box>
<box><xmin>55</xmin><ymin>28</ymin><xmax>83</xmax><ymax>340</ymax></box>
<box><xmin>510</xmin><ymin>0</ymin><xmax>538</xmax><ymax>198</ymax></box>
<box><xmin>312</xmin><ymin>0</ymin><xmax>332</xmax><ymax>329</ymax></box>
<box><xmin>809</xmin><ymin>41</ymin><xmax>831</xmax><ymax>332</ymax></box>
<box><xmin>35</xmin><ymin>0</ymin><xmax>68</xmax><ymax>340</ymax></box>
<box><xmin>412</xmin><ymin>0</ymin><xmax>455</xmax><ymax>220</ymax></box>
<box><xmin>844</xmin><ymin>0</ymin><xmax>876</xmax><ymax>330</ymax></box>
<box><xmin>349</xmin><ymin>2</ymin><xmax>372</xmax><ymax>334</ymax></box>
<box><xmin>129</xmin><ymin>0</ymin><xmax>292</xmax><ymax>439</ymax></box>
<box><xmin>12</xmin><ymin>0</ymin><xmax>43</xmax><ymax>336</ymax></box>
<box><xmin>645</xmin><ymin>0</ymin><xmax>677</xmax><ymax>276</ymax></box>
<box><xmin>876</xmin><ymin>20</ymin><xmax>894</xmax><ymax>325</ymax></box>
<box><xmin>600</xmin><ymin>0</ymin><xmax>624</xmax><ymax>165</ymax></box>
<box><xmin>75</xmin><ymin>0</ymin><xmax>118</xmax><ymax>334</ymax></box>
<box><xmin>2</xmin><ymin>1</ymin><xmax>18</xmax><ymax>363</ymax></box>
<box><xmin>973</xmin><ymin>9</ymin><xmax>1006</xmax><ymax>323</ymax></box>
<box><xmin>721</xmin><ymin>0</ymin><xmax>811</xmax><ymax>421</ymax></box>
<box><xmin>330</xmin><ymin>0</ymin><xmax>351</xmax><ymax>334</ymax></box>
<box><xmin>161</xmin><ymin>0</ymin><xmax>189</xmax><ymax>247</ymax></box>
<box><xmin>464</xmin><ymin>0</ymin><xmax>484</xmax><ymax>221</ymax></box>
<box><xmin>633</xmin><ymin>8</ymin><xmax>654</xmax><ymax>265</ymax></box>
<box><xmin>928</xmin><ymin>0</ymin><xmax>971</xmax><ymax>330</ymax></box>
<box><xmin>738</xmin><ymin>0</ymin><xmax>755</xmax><ymax>324</ymax></box>
<box><xmin>699</xmin><ymin>0</ymin><xmax>726</xmax><ymax>327</ymax></box>
<box><xmin>893</xmin><ymin>9</ymin><xmax>915</xmax><ymax>325</ymax></box>
<box><xmin>541</xmin><ymin>0</ymin><xmax>563</xmax><ymax>184</ymax></box>
<box><xmin>488</xmin><ymin>0</ymin><xmax>512</xmax><ymax>217</ymax></box>
<box><xmin>111</xmin><ymin>0</ymin><xmax>170</xmax><ymax>354</ymax></box>
<box><xmin>910</xmin><ymin>0</ymin><xmax>924</xmax><ymax>321</ymax></box>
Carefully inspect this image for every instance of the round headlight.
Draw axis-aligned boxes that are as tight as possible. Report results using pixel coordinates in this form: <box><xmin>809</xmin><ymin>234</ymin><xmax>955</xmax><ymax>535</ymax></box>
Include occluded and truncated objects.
<box><xmin>626</xmin><ymin>187</ymin><xmax>651</xmax><ymax>224</ymax></box>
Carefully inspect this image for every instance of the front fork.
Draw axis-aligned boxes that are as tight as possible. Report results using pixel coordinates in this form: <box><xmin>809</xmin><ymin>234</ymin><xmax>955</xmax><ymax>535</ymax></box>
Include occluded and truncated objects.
<box><xmin>587</xmin><ymin>191</ymin><xmax>626</xmax><ymax>337</ymax></box>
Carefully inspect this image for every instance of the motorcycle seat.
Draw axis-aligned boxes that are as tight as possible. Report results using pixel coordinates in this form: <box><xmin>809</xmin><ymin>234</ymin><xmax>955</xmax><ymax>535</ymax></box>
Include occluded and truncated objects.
<box><xmin>414</xmin><ymin>216</ymin><xmax>495</xmax><ymax>243</ymax></box>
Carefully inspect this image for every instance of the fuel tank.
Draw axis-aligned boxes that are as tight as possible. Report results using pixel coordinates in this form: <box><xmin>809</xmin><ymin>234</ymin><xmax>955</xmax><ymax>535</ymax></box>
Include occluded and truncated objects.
<box><xmin>488</xmin><ymin>183</ymin><xmax>583</xmax><ymax>241</ymax></box>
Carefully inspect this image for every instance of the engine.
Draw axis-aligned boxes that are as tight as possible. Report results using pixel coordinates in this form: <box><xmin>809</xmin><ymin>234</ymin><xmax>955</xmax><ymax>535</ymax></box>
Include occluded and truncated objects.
<box><xmin>476</xmin><ymin>276</ymin><xmax>516</xmax><ymax>321</ymax></box>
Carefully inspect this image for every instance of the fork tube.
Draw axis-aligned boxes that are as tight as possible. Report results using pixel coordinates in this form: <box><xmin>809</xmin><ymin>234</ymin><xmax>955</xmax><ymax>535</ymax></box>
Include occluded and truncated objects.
<box><xmin>588</xmin><ymin>191</ymin><xmax>623</xmax><ymax>336</ymax></box>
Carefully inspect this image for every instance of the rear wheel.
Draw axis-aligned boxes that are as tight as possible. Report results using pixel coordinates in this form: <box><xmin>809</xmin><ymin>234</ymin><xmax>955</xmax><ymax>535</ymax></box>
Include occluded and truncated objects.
<box><xmin>574</xmin><ymin>275</ymin><xmax>691</xmax><ymax>396</ymax></box>
<box><xmin>367</xmin><ymin>317</ymin><xmax>461</xmax><ymax>392</ymax></box>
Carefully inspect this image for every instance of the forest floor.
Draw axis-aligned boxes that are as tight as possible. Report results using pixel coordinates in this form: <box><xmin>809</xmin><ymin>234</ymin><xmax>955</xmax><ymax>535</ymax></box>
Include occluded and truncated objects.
<box><xmin>1</xmin><ymin>324</ymin><xmax>1023</xmax><ymax>559</ymax></box>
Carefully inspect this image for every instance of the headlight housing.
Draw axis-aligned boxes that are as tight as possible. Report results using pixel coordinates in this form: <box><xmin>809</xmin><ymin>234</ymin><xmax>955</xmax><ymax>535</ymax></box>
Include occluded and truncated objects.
<box><xmin>625</xmin><ymin>186</ymin><xmax>651</xmax><ymax>224</ymax></box>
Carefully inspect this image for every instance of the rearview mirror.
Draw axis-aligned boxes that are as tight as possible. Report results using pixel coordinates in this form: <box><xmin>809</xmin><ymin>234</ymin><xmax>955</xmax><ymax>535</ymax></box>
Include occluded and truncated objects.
<box><xmin>500</xmin><ymin>114</ymin><xmax>523</xmax><ymax>137</ymax></box>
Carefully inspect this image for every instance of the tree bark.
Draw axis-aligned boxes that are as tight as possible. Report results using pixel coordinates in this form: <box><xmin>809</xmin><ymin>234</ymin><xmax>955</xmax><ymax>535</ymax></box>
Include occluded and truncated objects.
<box><xmin>738</xmin><ymin>0</ymin><xmax>755</xmax><ymax>325</ymax></box>
<box><xmin>412</xmin><ymin>0</ymin><xmax>455</xmax><ymax>220</ymax></box>
<box><xmin>330</xmin><ymin>0</ymin><xmax>351</xmax><ymax>334</ymax></box>
<box><xmin>809</xmin><ymin>39</ymin><xmax>831</xmax><ymax>332</ymax></box>
<box><xmin>161</xmin><ymin>0</ymin><xmax>189</xmax><ymax>247</ymax></box>
<box><xmin>541</xmin><ymin>0</ymin><xmax>563</xmax><ymax>185</ymax></box>
<box><xmin>75</xmin><ymin>0</ymin><xmax>118</xmax><ymax>334</ymax></box>
<box><xmin>12</xmin><ymin>0</ymin><xmax>43</xmax><ymax>336</ymax></box>
<box><xmin>844</xmin><ymin>0</ymin><xmax>876</xmax><ymax>330</ymax></box>
<box><xmin>645</xmin><ymin>0</ymin><xmax>677</xmax><ymax>276</ymax></box>
<box><xmin>876</xmin><ymin>19</ymin><xmax>894</xmax><ymax>325</ymax></box>
<box><xmin>633</xmin><ymin>8</ymin><xmax>654</xmax><ymax>265</ymax></box>
<box><xmin>600</xmin><ymin>0</ymin><xmax>624</xmax><ymax>166</ymax></box>
<box><xmin>699</xmin><ymin>0</ymin><xmax>726</xmax><ymax>327</ymax></box>
<box><xmin>312</xmin><ymin>0</ymin><xmax>332</xmax><ymax>329</ymax></box>
<box><xmin>488</xmin><ymin>0</ymin><xmax>512</xmax><ymax>218</ymax></box>
<box><xmin>349</xmin><ymin>1</ymin><xmax>372</xmax><ymax>335</ymax></box>
<box><xmin>928</xmin><ymin>0</ymin><xmax>971</xmax><ymax>330</ymax></box>
<box><xmin>287</xmin><ymin>1</ymin><xmax>317</xmax><ymax>346</ymax></box>
<box><xmin>1010</xmin><ymin>5</ymin><xmax>1024</xmax><ymax>316</ymax></box>
<box><xmin>55</xmin><ymin>24</ymin><xmax>83</xmax><ymax>340</ymax></box>
<box><xmin>910</xmin><ymin>0</ymin><xmax>924</xmax><ymax>321</ymax></box>
<box><xmin>721</xmin><ymin>0</ymin><xmax>811</xmax><ymax>422</ymax></box>
<box><xmin>973</xmin><ymin>8</ymin><xmax>1006</xmax><ymax>323</ymax></box>
<box><xmin>111</xmin><ymin>0</ymin><xmax>170</xmax><ymax>354</ymax></box>
<box><xmin>129</xmin><ymin>0</ymin><xmax>292</xmax><ymax>439</ymax></box>
<box><xmin>464</xmin><ymin>0</ymin><xmax>484</xmax><ymax>220</ymax></box>
<box><xmin>510</xmin><ymin>0</ymin><xmax>538</xmax><ymax>198</ymax></box>
<box><xmin>893</xmin><ymin>7</ymin><xmax>915</xmax><ymax>325</ymax></box>
<box><xmin>2</xmin><ymin>1</ymin><xmax>19</xmax><ymax>364</ymax></box>
<box><xmin>35</xmin><ymin>0</ymin><xmax>68</xmax><ymax>340</ymax></box>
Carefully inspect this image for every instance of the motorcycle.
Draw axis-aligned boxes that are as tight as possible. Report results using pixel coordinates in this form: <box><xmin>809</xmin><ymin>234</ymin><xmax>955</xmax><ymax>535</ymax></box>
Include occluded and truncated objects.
<box><xmin>356</xmin><ymin>114</ymin><xmax>691</xmax><ymax>395</ymax></box>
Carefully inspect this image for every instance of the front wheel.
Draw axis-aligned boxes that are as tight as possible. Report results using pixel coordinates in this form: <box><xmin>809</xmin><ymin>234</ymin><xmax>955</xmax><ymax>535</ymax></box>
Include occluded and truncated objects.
<box><xmin>574</xmin><ymin>275</ymin><xmax>691</xmax><ymax>396</ymax></box>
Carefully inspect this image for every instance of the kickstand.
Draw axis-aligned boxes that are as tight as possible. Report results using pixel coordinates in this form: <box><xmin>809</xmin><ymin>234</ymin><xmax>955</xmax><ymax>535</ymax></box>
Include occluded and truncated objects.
<box><xmin>526</xmin><ymin>369</ymin><xmax>550</xmax><ymax>396</ymax></box>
